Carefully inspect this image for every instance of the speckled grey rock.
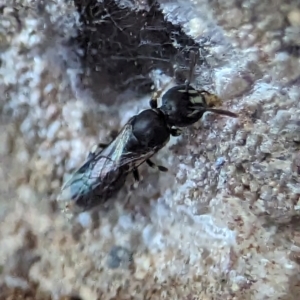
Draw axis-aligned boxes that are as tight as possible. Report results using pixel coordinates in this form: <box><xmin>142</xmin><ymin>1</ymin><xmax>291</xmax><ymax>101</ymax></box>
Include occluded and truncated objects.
<box><xmin>1</xmin><ymin>0</ymin><xmax>300</xmax><ymax>299</ymax></box>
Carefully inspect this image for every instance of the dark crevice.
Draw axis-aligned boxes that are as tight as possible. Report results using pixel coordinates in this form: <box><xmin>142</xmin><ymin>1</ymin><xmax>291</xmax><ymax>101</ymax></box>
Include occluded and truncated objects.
<box><xmin>73</xmin><ymin>0</ymin><xmax>208</xmax><ymax>103</ymax></box>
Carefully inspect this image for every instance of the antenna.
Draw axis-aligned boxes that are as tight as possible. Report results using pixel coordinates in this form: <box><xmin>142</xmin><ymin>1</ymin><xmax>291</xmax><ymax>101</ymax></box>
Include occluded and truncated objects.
<box><xmin>185</xmin><ymin>50</ymin><xmax>198</xmax><ymax>92</ymax></box>
<box><xmin>190</xmin><ymin>105</ymin><xmax>238</xmax><ymax>118</ymax></box>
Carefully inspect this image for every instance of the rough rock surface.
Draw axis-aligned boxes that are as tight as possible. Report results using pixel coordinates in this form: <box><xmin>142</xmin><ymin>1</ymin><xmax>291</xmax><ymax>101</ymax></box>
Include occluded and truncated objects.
<box><xmin>1</xmin><ymin>0</ymin><xmax>300</xmax><ymax>299</ymax></box>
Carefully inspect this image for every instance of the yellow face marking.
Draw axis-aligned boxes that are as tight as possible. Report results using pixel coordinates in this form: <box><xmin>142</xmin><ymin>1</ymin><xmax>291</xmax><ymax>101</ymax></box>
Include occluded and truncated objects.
<box><xmin>202</xmin><ymin>93</ymin><xmax>222</xmax><ymax>107</ymax></box>
<box><xmin>179</xmin><ymin>87</ymin><xmax>223</xmax><ymax>107</ymax></box>
<box><xmin>178</xmin><ymin>89</ymin><xmax>187</xmax><ymax>93</ymax></box>
<box><xmin>178</xmin><ymin>89</ymin><xmax>199</xmax><ymax>95</ymax></box>
<box><xmin>190</xmin><ymin>95</ymin><xmax>205</xmax><ymax>105</ymax></box>
<box><xmin>187</xmin><ymin>90</ymin><xmax>198</xmax><ymax>94</ymax></box>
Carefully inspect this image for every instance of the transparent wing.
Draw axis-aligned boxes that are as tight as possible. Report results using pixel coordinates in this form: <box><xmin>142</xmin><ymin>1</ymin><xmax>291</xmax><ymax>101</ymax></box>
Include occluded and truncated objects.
<box><xmin>58</xmin><ymin>124</ymin><xmax>155</xmax><ymax>203</ymax></box>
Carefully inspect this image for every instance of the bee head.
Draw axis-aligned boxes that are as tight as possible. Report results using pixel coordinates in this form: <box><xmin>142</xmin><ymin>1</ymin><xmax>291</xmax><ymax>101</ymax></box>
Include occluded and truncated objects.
<box><xmin>159</xmin><ymin>85</ymin><xmax>237</xmax><ymax>128</ymax></box>
<box><xmin>158</xmin><ymin>51</ymin><xmax>237</xmax><ymax>128</ymax></box>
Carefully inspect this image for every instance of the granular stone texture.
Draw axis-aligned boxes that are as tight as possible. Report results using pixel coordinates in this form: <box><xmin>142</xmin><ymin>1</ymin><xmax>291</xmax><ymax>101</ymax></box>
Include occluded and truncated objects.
<box><xmin>1</xmin><ymin>0</ymin><xmax>300</xmax><ymax>299</ymax></box>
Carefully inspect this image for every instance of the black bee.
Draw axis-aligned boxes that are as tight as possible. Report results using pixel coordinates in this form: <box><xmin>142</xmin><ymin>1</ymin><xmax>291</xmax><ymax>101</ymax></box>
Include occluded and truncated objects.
<box><xmin>57</xmin><ymin>51</ymin><xmax>238</xmax><ymax>213</ymax></box>
<box><xmin>57</xmin><ymin>111</ymin><xmax>171</xmax><ymax>213</ymax></box>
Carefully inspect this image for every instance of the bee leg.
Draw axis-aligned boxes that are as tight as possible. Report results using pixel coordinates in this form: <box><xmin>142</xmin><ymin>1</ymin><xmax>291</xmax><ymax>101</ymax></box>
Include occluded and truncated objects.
<box><xmin>170</xmin><ymin>128</ymin><xmax>182</xmax><ymax>137</ymax></box>
<box><xmin>98</xmin><ymin>143</ymin><xmax>109</xmax><ymax>148</ymax></box>
<box><xmin>124</xmin><ymin>191</ymin><xmax>133</xmax><ymax>209</ymax></box>
<box><xmin>146</xmin><ymin>159</ymin><xmax>168</xmax><ymax>172</ymax></box>
<box><xmin>124</xmin><ymin>169</ymin><xmax>141</xmax><ymax>210</ymax></box>
<box><xmin>133</xmin><ymin>168</ymin><xmax>140</xmax><ymax>182</ymax></box>
<box><xmin>87</xmin><ymin>148</ymin><xmax>97</xmax><ymax>160</ymax></box>
<box><xmin>185</xmin><ymin>50</ymin><xmax>198</xmax><ymax>91</ymax></box>
<box><xmin>131</xmin><ymin>168</ymin><xmax>140</xmax><ymax>189</ymax></box>
<box><xmin>149</xmin><ymin>80</ymin><xmax>172</xmax><ymax>109</ymax></box>
<box><xmin>87</xmin><ymin>143</ymin><xmax>108</xmax><ymax>160</ymax></box>
<box><xmin>149</xmin><ymin>94</ymin><xmax>158</xmax><ymax>109</ymax></box>
<box><xmin>110</xmin><ymin>130</ymin><xmax>119</xmax><ymax>140</ymax></box>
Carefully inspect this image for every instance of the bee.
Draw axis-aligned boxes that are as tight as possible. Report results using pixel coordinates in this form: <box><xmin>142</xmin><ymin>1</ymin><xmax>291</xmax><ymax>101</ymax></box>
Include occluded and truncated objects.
<box><xmin>57</xmin><ymin>51</ymin><xmax>238</xmax><ymax>213</ymax></box>
<box><xmin>57</xmin><ymin>109</ymin><xmax>171</xmax><ymax>213</ymax></box>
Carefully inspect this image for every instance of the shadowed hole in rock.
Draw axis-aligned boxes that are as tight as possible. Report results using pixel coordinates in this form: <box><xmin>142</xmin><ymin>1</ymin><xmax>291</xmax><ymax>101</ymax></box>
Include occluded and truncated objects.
<box><xmin>73</xmin><ymin>0</ymin><xmax>208</xmax><ymax>105</ymax></box>
<box><xmin>107</xmin><ymin>245</ymin><xmax>133</xmax><ymax>269</ymax></box>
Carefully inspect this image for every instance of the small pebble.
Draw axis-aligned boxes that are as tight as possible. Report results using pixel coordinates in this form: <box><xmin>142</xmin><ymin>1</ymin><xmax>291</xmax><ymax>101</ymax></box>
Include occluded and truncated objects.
<box><xmin>107</xmin><ymin>246</ymin><xmax>132</xmax><ymax>269</ymax></box>
<box><xmin>288</xmin><ymin>9</ymin><xmax>300</xmax><ymax>27</ymax></box>
<box><xmin>77</xmin><ymin>212</ymin><xmax>92</xmax><ymax>228</ymax></box>
<box><xmin>215</xmin><ymin>157</ymin><xmax>225</xmax><ymax>169</ymax></box>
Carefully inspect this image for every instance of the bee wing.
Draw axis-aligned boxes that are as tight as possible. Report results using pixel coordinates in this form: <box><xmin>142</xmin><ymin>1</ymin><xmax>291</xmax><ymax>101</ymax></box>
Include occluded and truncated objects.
<box><xmin>96</xmin><ymin>123</ymin><xmax>156</xmax><ymax>169</ymax></box>
<box><xmin>117</xmin><ymin>147</ymin><xmax>156</xmax><ymax>168</ymax></box>
<box><xmin>97</xmin><ymin>123</ymin><xmax>133</xmax><ymax>164</ymax></box>
<box><xmin>58</xmin><ymin>124</ymin><xmax>133</xmax><ymax>202</ymax></box>
<box><xmin>57</xmin><ymin>124</ymin><xmax>157</xmax><ymax>207</ymax></box>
